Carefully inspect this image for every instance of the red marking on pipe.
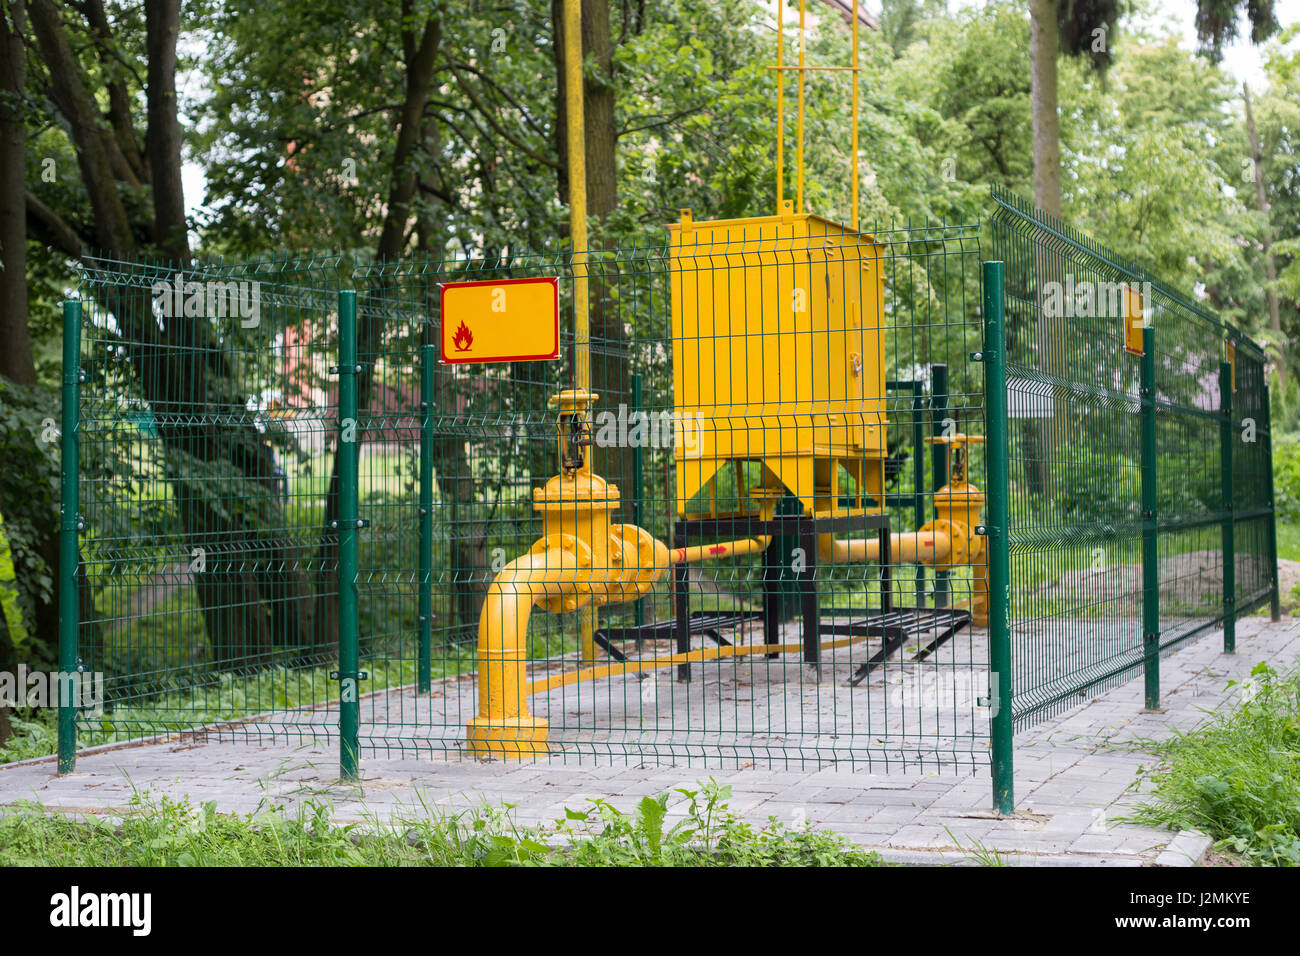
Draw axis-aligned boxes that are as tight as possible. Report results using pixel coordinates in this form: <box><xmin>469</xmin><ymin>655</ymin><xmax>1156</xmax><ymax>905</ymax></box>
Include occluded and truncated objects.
<box><xmin>922</xmin><ymin>539</ymin><xmax>933</xmax><ymax>547</ymax></box>
<box><xmin>708</xmin><ymin>545</ymin><xmax>726</xmax><ymax>556</ymax></box>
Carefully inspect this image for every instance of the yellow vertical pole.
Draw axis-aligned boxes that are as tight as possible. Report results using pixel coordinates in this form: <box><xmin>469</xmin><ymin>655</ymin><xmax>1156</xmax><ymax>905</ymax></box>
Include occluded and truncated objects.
<box><xmin>563</xmin><ymin>0</ymin><xmax>596</xmax><ymax>660</ymax></box>
<box><xmin>775</xmin><ymin>0</ymin><xmax>784</xmax><ymax>213</ymax></box>
<box><xmin>851</xmin><ymin>0</ymin><xmax>859</xmax><ymax>232</ymax></box>
<box><xmin>796</xmin><ymin>0</ymin><xmax>805</xmax><ymax>214</ymax></box>
<box><xmin>564</xmin><ymin>0</ymin><xmax>589</xmax><ymax>400</ymax></box>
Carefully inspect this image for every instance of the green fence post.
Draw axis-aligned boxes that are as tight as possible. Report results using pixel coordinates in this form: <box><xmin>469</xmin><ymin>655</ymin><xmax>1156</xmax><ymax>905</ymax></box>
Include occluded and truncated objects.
<box><xmin>930</xmin><ymin>363</ymin><xmax>950</xmax><ymax>608</ymax></box>
<box><xmin>1263</xmin><ymin>380</ymin><xmax>1281</xmax><ymax>622</ymax></box>
<box><xmin>632</xmin><ymin>373</ymin><xmax>645</xmax><ymax>630</ymax></box>
<box><xmin>982</xmin><ymin>261</ymin><xmax>1014</xmax><ymax>814</ymax></box>
<box><xmin>418</xmin><ymin>344</ymin><xmax>435</xmax><ymax>693</ymax></box>
<box><xmin>58</xmin><ymin>300</ymin><xmax>82</xmax><ymax>775</ymax></box>
<box><xmin>337</xmin><ymin>289</ymin><xmax>361</xmax><ymax>780</ymax></box>
<box><xmin>911</xmin><ymin>383</ymin><xmax>925</xmax><ymax>607</ymax></box>
<box><xmin>1220</xmin><ymin>361</ymin><xmax>1235</xmax><ymax>653</ymax></box>
<box><xmin>1140</xmin><ymin>325</ymin><xmax>1160</xmax><ymax>709</ymax></box>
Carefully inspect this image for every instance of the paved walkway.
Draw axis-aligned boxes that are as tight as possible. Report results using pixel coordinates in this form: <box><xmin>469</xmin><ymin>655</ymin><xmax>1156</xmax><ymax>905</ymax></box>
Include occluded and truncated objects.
<box><xmin>3</xmin><ymin>616</ymin><xmax>1296</xmax><ymax>865</ymax></box>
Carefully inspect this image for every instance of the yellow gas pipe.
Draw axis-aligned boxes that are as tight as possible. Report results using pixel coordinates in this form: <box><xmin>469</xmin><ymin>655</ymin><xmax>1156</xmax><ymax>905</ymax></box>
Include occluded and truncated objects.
<box><xmin>814</xmin><ymin>433</ymin><xmax>990</xmax><ymax>628</ymax></box>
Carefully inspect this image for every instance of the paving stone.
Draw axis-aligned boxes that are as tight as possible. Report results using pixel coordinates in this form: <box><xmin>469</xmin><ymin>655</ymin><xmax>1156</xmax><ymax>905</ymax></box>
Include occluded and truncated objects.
<box><xmin>3</xmin><ymin>617</ymin><xmax>1295</xmax><ymax>863</ymax></box>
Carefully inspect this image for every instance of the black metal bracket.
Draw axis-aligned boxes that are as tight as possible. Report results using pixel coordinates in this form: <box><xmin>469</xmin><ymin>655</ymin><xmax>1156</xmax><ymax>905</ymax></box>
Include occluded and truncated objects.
<box><xmin>329</xmin><ymin>518</ymin><xmax>370</xmax><ymax>530</ymax></box>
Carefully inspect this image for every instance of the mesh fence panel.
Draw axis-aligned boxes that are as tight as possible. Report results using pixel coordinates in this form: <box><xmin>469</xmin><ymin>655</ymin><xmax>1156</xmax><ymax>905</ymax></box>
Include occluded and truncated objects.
<box><xmin>72</xmin><ymin>216</ymin><xmax>991</xmax><ymax>771</ymax></box>
<box><xmin>988</xmin><ymin>185</ymin><xmax>1278</xmax><ymax>729</ymax></box>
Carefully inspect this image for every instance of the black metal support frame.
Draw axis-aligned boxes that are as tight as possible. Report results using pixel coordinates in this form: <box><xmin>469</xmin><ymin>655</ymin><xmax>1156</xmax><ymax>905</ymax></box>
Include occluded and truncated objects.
<box><xmin>593</xmin><ymin>509</ymin><xmax>970</xmax><ymax>686</ymax></box>
<box><xmin>671</xmin><ymin>511</ymin><xmax>888</xmax><ymax>680</ymax></box>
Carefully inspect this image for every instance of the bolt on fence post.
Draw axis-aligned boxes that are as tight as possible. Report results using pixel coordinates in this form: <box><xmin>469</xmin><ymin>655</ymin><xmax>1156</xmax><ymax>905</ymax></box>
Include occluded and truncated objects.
<box><xmin>58</xmin><ymin>300</ymin><xmax>82</xmax><ymax>775</ymax></box>
<box><xmin>337</xmin><ymin>289</ymin><xmax>361</xmax><ymax>780</ymax></box>
<box><xmin>1263</xmin><ymin>380</ymin><xmax>1281</xmax><ymax>622</ymax></box>
<box><xmin>418</xmin><ymin>344</ymin><xmax>435</xmax><ymax>693</ymax></box>
<box><xmin>982</xmin><ymin>261</ymin><xmax>1013</xmax><ymax>814</ymax></box>
<box><xmin>1220</xmin><ymin>361</ymin><xmax>1235</xmax><ymax>653</ymax></box>
<box><xmin>930</xmin><ymin>363</ymin><xmax>950</xmax><ymax>608</ymax></box>
<box><xmin>1140</xmin><ymin>325</ymin><xmax>1160</xmax><ymax>709</ymax></box>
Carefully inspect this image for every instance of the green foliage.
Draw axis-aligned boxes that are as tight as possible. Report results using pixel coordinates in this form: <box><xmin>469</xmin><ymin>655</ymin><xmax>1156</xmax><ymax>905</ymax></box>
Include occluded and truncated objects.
<box><xmin>0</xmin><ymin>709</ymin><xmax>57</xmax><ymax>765</ymax></box>
<box><xmin>1274</xmin><ymin>435</ymin><xmax>1300</xmax><ymax>521</ymax></box>
<box><xmin>0</xmin><ymin>378</ymin><xmax>60</xmax><ymax>662</ymax></box>
<box><xmin>1052</xmin><ymin>441</ymin><xmax>1141</xmax><ymax>524</ymax></box>
<box><xmin>0</xmin><ymin>778</ymin><xmax>885</xmax><ymax>867</ymax></box>
<box><xmin>1127</xmin><ymin>661</ymin><xmax>1300</xmax><ymax>866</ymax></box>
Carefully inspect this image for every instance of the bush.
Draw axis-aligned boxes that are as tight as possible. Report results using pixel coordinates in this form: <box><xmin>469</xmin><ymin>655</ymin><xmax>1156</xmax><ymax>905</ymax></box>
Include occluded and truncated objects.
<box><xmin>1274</xmin><ymin>434</ymin><xmax>1300</xmax><ymax>522</ymax></box>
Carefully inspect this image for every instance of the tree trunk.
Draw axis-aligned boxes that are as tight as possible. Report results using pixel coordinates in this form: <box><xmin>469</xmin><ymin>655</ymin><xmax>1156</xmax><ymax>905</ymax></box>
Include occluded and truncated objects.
<box><xmin>1244</xmin><ymin>83</ymin><xmax>1284</xmax><ymax>390</ymax></box>
<box><xmin>145</xmin><ymin>0</ymin><xmax>187</xmax><ymax>260</ymax></box>
<box><xmin>312</xmin><ymin>10</ymin><xmax>443</xmax><ymax>651</ymax></box>
<box><xmin>0</xmin><ymin>0</ymin><xmax>34</xmax><ymax>387</ymax></box>
<box><xmin>1029</xmin><ymin>0</ymin><xmax>1062</xmax><ymax>220</ymax></box>
<box><xmin>34</xmin><ymin>0</ymin><xmax>312</xmax><ymax>667</ymax></box>
<box><xmin>3</xmin><ymin>0</ymin><xmax>71</xmax><ymax>666</ymax></box>
<box><xmin>1029</xmin><ymin>0</ymin><xmax>1062</xmax><ymax>495</ymax></box>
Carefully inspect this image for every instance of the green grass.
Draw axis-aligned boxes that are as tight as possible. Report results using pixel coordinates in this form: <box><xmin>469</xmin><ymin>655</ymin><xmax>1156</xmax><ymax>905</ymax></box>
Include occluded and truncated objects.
<box><xmin>0</xmin><ymin>778</ymin><xmax>885</xmax><ymax>867</ymax></box>
<box><xmin>1276</xmin><ymin>520</ymin><xmax>1300</xmax><ymax>562</ymax></box>
<box><xmin>1125</xmin><ymin>660</ymin><xmax>1300</xmax><ymax>866</ymax></box>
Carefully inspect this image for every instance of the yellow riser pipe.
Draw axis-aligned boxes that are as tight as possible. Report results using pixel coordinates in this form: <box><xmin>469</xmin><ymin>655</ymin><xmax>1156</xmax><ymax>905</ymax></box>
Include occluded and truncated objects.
<box><xmin>467</xmin><ymin>543</ymin><xmax>587</xmax><ymax>755</ymax></box>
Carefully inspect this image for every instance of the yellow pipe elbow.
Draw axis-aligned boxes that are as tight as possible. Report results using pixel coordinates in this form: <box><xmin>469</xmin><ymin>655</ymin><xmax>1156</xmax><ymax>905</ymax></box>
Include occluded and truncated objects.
<box><xmin>467</xmin><ymin>536</ymin><xmax>589</xmax><ymax>757</ymax></box>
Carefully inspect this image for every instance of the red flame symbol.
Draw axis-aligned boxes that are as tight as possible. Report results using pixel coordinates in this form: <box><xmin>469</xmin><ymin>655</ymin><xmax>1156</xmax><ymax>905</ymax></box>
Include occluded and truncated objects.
<box><xmin>452</xmin><ymin>321</ymin><xmax>473</xmax><ymax>351</ymax></box>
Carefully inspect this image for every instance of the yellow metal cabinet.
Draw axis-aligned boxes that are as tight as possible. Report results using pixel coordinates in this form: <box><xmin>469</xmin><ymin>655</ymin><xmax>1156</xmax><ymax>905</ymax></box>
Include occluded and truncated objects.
<box><xmin>667</xmin><ymin>203</ymin><xmax>887</xmax><ymax>517</ymax></box>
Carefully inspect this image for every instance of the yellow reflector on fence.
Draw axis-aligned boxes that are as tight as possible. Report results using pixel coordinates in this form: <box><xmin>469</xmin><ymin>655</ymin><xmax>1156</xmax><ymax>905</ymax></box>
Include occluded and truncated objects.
<box><xmin>1123</xmin><ymin>284</ymin><xmax>1144</xmax><ymax>356</ymax></box>
<box><xmin>439</xmin><ymin>277</ymin><xmax>559</xmax><ymax>364</ymax></box>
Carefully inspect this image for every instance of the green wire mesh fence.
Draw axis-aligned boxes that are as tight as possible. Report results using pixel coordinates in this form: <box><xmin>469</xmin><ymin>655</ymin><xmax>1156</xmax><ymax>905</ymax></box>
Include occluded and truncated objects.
<box><xmin>988</xmin><ymin>185</ymin><xmax>1279</xmax><ymax>731</ymax></box>
<box><xmin>55</xmin><ymin>190</ymin><xmax>1277</xmax><ymax>806</ymax></box>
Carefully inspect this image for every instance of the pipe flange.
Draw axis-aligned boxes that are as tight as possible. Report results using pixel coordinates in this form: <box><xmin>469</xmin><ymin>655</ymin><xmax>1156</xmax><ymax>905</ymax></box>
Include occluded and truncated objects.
<box><xmin>530</xmin><ymin>533</ymin><xmax>592</xmax><ymax>569</ymax></box>
<box><xmin>924</xmin><ymin>518</ymin><xmax>969</xmax><ymax>567</ymax></box>
<box><xmin>609</xmin><ymin>524</ymin><xmax>671</xmax><ymax>597</ymax></box>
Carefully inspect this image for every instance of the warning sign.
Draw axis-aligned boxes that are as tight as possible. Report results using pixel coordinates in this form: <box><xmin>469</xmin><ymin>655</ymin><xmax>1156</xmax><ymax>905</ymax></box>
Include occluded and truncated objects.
<box><xmin>439</xmin><ymin>277</ymin><xmax>559</xmax><ymax>364</ymax></box>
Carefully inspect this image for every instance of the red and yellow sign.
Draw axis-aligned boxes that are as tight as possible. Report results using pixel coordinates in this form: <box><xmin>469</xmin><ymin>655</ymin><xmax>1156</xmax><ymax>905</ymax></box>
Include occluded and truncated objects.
<box><xmin>439</xmin><ymin>277</ymin><xmax>559</xmax><ymax>364</ymax></box>
<box><xmin>1123</xmin><ymin>285</ymin><xmax>1145</xmax><ymax>356</ymax></box>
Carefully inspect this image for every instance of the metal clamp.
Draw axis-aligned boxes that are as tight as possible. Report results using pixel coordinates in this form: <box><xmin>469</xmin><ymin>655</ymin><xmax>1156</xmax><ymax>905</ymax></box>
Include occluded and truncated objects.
<box><xmin>328</xmin><ymin>364</ymin><xmax>367</xmax><ymax>375</ymax></box>
<box><xmin>329</xmin><ymin>671</ymin><xmax>370</xmax><ymax>681</ymax></box>
<box><xmin>329</xmin><ymin>518</ymin><xmax>371</xmax><ymax>530</ymax></box>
